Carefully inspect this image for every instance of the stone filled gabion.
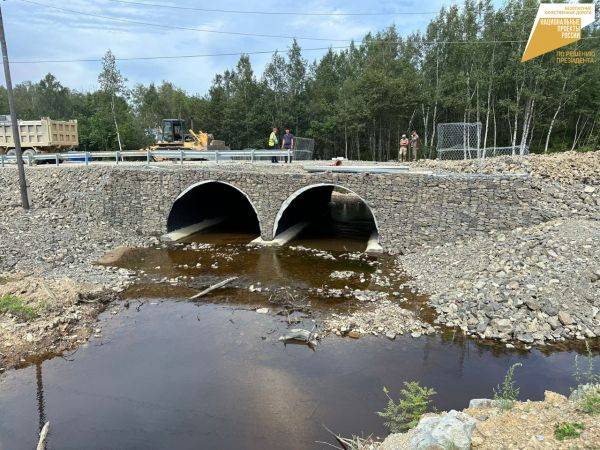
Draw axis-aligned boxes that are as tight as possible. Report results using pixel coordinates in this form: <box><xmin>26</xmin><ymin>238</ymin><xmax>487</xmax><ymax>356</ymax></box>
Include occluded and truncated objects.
<box><xmin>0</xmin><ymin>160</ymin><xmax>596</xmax><ymax>254</ymax></box>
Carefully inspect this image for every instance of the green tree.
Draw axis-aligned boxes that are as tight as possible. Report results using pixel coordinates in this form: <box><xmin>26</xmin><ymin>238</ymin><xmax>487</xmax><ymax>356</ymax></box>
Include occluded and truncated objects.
<box><xmin>98</xmin><ymin>50</ymin><xmax>127</xmax><ymax>151</ymax></box>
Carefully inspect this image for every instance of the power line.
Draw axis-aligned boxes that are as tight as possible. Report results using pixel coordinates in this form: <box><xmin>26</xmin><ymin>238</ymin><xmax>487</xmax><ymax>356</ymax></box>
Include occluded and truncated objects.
<box><xmin>104</xmin><ymin>0</ymin><xmax>440</xmax><ymax>16</ymax></box>
<box><xmin>15</xmin><ymin>0</ymin><xmax>579</xmax><ymax>47</ymax></box>
<box><xmin>10</xmin><ymin>34</ymin><xmax>599</xmax><ymax>65</ymax></box>
<box><xmin>17</xmin><ymin>0</ymin><xmax>357</xmax><ymax>42</ymax></box>
<box><xmin>10</xmin><ymin>0</ymin><xmax>599</xmax><ymax>64</ymax></box>
<box><xmin>10</xmin><ymin>46</ymin><xmax>350</xmax><ymax>64</ymax></box>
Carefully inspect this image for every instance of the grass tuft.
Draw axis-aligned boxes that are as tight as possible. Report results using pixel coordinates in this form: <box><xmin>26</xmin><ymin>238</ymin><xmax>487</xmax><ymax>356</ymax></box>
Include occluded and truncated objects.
<box><xmin>0</xmin><ymin>294</ymin><xmax>38</xmax><ymax>321</ymax></box>
<box><xmin>579</xmin><ymin>391</ymin><xmax>600</xmax><ymax>415</ymax></box>
<box><xmin>554</xmin><ymin>422</ymin><xmax>584</xmax><ymax>441</ymax></box>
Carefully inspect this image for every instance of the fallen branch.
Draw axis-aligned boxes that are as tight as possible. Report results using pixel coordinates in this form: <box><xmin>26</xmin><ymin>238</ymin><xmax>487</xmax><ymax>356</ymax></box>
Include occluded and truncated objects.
<box><xmin>37</xmin><ymin>421</ymin><xmax>50</xmax><ymax>450</ymax></box>
<box><xmin>190</xmin><ymin>276</ymin><xmax>238</xmax><ymax>299</ymax></box>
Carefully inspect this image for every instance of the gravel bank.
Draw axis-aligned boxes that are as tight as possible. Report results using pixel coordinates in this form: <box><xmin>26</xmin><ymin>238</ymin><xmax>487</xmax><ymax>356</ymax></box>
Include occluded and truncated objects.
<box><xmin>0</xmin><ymin>274</ymin><xmax>116</xmax><ymax>370</ymax></box>
<box><xmin>400</xmin><ymin>218</ymin><xmax>600</xmax><ymax>346</ymax></box>
<box><xmin>409</xmin><ymin>150</ymin><xmax>600</xmax><ymax>184</ymax></box>
<box><xmin>325</xmin><ymin>303</ymin><xmax>436</xmax><ymax>340</ymax></box>
<box><xmin>0</xmin><ymin>205</ymin><xmax>152</xmax><ymax>286</ymax></box>
<box><xmin>0</xmin><ymin>202</ymin><xmax>150</xmax><ymax>370</ymax></box>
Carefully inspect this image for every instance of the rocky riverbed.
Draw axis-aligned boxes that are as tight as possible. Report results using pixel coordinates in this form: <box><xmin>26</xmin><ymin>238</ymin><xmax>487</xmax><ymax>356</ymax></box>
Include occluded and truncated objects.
<box><xmin>325</xmin><ymin>302</ymin><xmax>436</xmax><ymax>340</ymax></box>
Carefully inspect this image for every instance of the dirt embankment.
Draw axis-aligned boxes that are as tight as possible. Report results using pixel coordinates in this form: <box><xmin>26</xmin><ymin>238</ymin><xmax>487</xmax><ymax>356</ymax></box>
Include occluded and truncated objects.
<box><xmin>0</xmin><ymin>274</ymin><xmax>116</xmax><ymax>372</ymax></box>
<box><xmin>379</xmin><ymin>389</ymin><xmax>600</xmax><ymax>450</ymax></box>
<box><xmin>0</xmin><ymin>193</ymin><xmax>150</xmax><ymax>372</ymax></box>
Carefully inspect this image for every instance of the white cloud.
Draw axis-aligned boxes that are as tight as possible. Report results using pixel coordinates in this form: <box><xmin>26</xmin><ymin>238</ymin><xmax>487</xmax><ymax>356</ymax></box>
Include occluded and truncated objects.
<box><xmin>2</xmin><ymin>0</ymin><xmax>446</xmax><ymax>94</ymax></box>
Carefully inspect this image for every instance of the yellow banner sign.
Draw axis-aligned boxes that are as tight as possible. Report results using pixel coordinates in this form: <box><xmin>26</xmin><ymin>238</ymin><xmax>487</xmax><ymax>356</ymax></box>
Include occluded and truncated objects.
<box><xmin>522</xmin><ymin>3</ymin><xmax>596</xmax><ymax>62</ymax></box>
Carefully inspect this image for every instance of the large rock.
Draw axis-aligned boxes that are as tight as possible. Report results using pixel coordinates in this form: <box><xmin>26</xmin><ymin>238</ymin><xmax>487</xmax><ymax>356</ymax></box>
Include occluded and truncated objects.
<box><xmin>569</xmin><ymin>383</ymin><xmax>600</xmax><ymax>402</ymax></box>
<box><xmin>490</xmin><ymin>318</ymin><xmax>512</xmax><ymax>333</ymax></box>
<box><xmin>379</xmin><ymin>410</ymin><xmax>477</xmax><ymax>450</ymax></box>
<box><xmin>468</xmin><ymin>398</ymin><xmax>493</xmax><ymax>409</ymax></box>
<box><xmin>410</xmin><ymin>410</ymin><xmax>476</xmax><ymax>450</ymax></box>
<box><xmin>558</xmin><ymin>311</ymin><xmax>574</xmax><ymax>325</ymax></box>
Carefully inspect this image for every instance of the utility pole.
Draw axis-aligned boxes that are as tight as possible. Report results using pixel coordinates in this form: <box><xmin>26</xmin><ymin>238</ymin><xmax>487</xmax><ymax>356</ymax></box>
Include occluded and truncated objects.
<box><xmin>0</xmin><ymin>4</ymin><xmax>29</xmax><ymax>209</ymax></box>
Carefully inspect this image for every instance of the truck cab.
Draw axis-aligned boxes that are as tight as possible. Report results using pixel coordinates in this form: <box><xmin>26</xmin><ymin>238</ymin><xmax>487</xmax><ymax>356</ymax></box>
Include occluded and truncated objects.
<box><xmin>160</xmin><ymin>119</ymin><xmax>186</xmax><ymax>144</ymax></box>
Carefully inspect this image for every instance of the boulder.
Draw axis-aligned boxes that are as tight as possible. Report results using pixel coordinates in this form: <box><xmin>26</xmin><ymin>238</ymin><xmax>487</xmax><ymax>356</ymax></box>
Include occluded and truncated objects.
<box><xmin>558</xmin><ymin>311</ymin><xmax>574</xmax><ymax>325</ymax></box>
<box><xmin>569</xmin><ymin>383</ymin><xmax>600</xmax><ymax>402</ymax></box>
<box><xmin>468</xmin><ymin>398</ymin><xmax>493</xmax><ymax>409</ymax></box>
<box><xmin>490</xmin><ymin>318</ymin><xmax>512</xmax><ymax>333</ymax></box>
<box><xmin>410</xmin><ymin>410</ymin><xmax>476</xmax><ymax>450</ymax></box>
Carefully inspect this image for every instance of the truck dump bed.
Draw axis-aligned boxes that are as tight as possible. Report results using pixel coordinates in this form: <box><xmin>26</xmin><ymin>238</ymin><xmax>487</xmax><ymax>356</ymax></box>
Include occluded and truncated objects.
<box><xmin>0</xmin><ymin>116</ymin><xmax>79</xmax><ymax>152</ymax></box>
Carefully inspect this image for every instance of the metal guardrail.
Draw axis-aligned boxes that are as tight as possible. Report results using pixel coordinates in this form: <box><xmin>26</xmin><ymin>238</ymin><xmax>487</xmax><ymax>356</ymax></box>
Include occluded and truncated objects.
<box><xmin>0</xmin><ymin>149</ymin><xmax>295</xmax><ymax>167</ymax></box>
<box><xmin>304</xmin><ymin>165</ymin><xmax>410</xmax><ymax>174</ymax></box>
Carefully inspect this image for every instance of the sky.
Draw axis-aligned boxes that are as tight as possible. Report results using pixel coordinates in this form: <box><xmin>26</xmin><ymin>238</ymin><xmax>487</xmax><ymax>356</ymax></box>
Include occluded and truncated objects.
<box><xmin>2</xmin><ymin>0</ymin><xmax>452</xmax><ymax>95</ymax></box>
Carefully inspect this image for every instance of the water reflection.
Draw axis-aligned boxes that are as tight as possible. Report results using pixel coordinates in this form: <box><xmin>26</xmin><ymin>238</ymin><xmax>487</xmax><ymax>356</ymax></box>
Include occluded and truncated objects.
<box><xmin>36</xmin><ymin>362</ymin><xmax>46</xmax><ymax>433</ymax></box>
<box><xmin>1</xmin><ymin>302</ymin><xmax>596</xmax><ymax>450</ymax></box>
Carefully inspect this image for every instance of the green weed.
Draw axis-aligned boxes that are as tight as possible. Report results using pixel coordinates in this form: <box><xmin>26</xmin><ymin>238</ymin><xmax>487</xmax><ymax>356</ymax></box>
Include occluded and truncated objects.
<box><xmin>0</xmin><ymin>294</ymin><xmax>38</xmax><ymax>321</ymax></box>
<box><xmin>579</xmin><ymin>391</ymin><xmax>600</xmax><ymax>415</ymax></box>
<box><xmin>493</xmin><ymin>363</ymin><xmax>522</xmax><ymax>410</ymax></box>
<box><xmin>377</xmin><ymin>381</ymin><xmax>436</xmax><ymax>433</ymax></box>
<box><xmin>554</xmin><ymin>422</ymin><xmax>584</xmax><ymax>441</ymax></box>
<box><xmin>574</xmin><ymin>341</ymin><xmax>600</xmax><ymax>386</ymax></box>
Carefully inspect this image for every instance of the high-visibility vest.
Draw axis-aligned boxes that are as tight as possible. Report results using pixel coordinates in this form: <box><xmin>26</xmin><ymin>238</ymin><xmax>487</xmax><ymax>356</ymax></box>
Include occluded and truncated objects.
<box><xmin>269</xmin><ymin>132</ymin><xmax>278</xmax><ymax>147</ymax></box>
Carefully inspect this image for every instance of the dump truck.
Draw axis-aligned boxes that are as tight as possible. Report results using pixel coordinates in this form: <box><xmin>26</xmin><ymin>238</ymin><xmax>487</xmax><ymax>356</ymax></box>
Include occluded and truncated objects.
<box><xmin>151</xmin><ymin>119</ymin><xmax>228</xmax><ymax>151</ymax></box>
<box><xmin>0</xmin><ymin>116</ymin><xmax>79</xmax><ymax>157</ymax></box>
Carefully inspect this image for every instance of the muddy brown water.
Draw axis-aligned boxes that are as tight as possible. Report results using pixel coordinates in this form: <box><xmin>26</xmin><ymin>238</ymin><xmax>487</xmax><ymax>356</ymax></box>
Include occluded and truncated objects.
<box><xmin>1</xmin><ymin>229</ymin><xmax>599</xmax><ymax>450</ymax></box>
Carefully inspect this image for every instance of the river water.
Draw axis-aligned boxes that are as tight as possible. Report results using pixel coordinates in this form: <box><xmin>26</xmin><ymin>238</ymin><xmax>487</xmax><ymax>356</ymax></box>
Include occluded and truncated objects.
<box><xmin>1</xmin><ymin>202</ymin><xmax>599</xmax><ymax>449</ymax></box>
<box><xmin>0</xmin><ymin>301</ymin><xmax>595</xmax><ymax>450</ymax></box>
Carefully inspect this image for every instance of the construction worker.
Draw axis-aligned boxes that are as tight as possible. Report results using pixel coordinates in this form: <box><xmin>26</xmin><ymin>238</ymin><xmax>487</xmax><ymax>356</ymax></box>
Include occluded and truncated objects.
<box><xmin>282</xmin><ymin>127</ymin><xmax>295</xmax><ymax>163</ymax></box>
<box><xmin>410</xmin><ymin>130</ymin><xmax>420</xmax><ymax>161</ymax></box>
<box><xmin>268</xmin><ymin>127</ymin><xmax>279</xmax><ymax>163</ymax></box>
<box><xmin>399</xmin><ymin>134</ymin><xmax>409</xmax><ymax>162</ymax></box>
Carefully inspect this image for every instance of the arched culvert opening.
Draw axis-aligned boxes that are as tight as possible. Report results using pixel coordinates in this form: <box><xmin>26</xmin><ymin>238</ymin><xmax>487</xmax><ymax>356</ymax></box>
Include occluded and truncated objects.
<box><xmin>166</xmin><ymin>181</ymin><xmax>260</xmax><ymax>240</ymax></box>
<box><xmin>272</xmin><ymin>184</ymin><xmax>381</xmax><ymax>252</ymax></box>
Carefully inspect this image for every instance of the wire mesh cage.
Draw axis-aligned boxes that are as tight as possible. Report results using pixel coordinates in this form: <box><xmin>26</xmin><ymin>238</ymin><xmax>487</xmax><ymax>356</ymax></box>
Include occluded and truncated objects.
<box><xmin>437</xmin><ymin>122</ymin><xmax>482</xmax><ymax>160</ymax></box>
<box><xmin>293</xmin><ymin>137</ymin><xmax>315</xmax><ymax>160</ymax></box>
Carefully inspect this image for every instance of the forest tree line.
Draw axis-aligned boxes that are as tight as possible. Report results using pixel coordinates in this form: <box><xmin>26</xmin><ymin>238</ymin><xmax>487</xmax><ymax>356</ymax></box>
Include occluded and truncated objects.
<box><xmin>1</xmin><ymin>0</ymin><xmax>598</xmax><ymax>160</ymax></box>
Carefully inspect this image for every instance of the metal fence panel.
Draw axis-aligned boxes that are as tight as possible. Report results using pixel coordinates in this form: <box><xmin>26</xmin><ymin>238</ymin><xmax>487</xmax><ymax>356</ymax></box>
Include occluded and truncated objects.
<box><xmin>437</xmin><ymin>122</ymin><xmax>482</xmax><ymax>160</ymax></box>
<box><xmin>436</xmin><ymin>122</ymin><xmax>529</xmax><ymax>160</ymax></box>
<box><xmin>294</xmin><ymin>137</ymin><xmax>315</xmax><ymax>161</ymax></box>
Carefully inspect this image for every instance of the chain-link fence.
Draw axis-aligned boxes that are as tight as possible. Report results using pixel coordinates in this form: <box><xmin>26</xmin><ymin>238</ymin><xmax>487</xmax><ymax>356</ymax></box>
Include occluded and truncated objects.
<box><xmin>437</xmin><ymin>122</ymin><xmax>529</xmax><ymax>160</ymax></box>
<box><xmin>480</xmin><ymin>145</ymin><xmax>529</xmax><ymax>158</ymax></box>
<box><xmin>293</xmin><ymin>137</ymin><xmax>315</xmax><ymax>160</ymax></box>
<box><xmin>437</xmin><ymin>122</ymin><xmax>481</xmax><ymax>160</ymax></box>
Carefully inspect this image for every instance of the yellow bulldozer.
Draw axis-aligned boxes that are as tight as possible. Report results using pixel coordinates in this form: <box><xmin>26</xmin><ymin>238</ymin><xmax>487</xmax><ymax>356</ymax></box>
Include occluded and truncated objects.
<box><xmin>151</xmin><ymin>119</ymin><xmax>229</xmax><ymax>151</ymax></box>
